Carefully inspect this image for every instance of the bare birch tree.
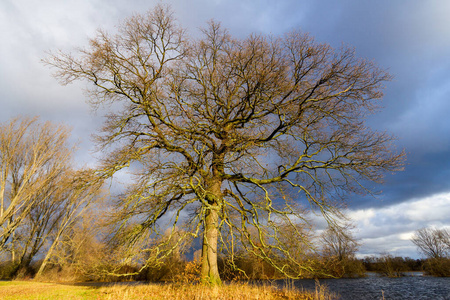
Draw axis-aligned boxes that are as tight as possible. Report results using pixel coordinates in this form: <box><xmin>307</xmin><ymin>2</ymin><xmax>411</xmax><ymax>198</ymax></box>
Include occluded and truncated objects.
<box><xmin>45</xmin><ymin>5</ymin><xmax>404</xmax><ymax>284</ymax></box>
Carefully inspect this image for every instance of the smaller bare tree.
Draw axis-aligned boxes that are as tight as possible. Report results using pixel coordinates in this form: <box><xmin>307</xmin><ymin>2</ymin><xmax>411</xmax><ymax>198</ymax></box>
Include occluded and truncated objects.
<box><xmin>412</xmin><ymin>227</ymin><xmax>450</xmax><ymax>259</ymax></box>
<box><xmin>35</xmin><ymin>169</ymin><xmax>104</xmax><ymax>277</ymax></box>
<box><xmin>0</xmin><ymin>117</ymin><xmax>72</xmax><ymax>249</ymax></box>
<box><xmin>321</xmin><ymin>224</ymin><xmax>359</xmax><ymax>261</ymax></box>
<box><xmin>0</xmin><ymin>116</ymin><xmax>103</xmax><ymax>278</ymax></box>
<box><xmin>319</xmin><ymin>223</ymin><xmax>365</xmax><ymax>277</ymax></box>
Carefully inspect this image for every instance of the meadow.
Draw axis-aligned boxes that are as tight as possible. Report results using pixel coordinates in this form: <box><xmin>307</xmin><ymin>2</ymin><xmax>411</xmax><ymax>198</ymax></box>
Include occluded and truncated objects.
<box><xmin>0</xmin><ymin>280</ymin><xmax>335</xmax><ymax>300</ymax></box>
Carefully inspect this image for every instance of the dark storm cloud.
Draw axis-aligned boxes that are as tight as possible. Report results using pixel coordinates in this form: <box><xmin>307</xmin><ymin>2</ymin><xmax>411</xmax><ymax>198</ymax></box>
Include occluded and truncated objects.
<box><xmin>279</xmin><ymin>0</ymin><xmax>450</xmax><ymax>209</ymax></box>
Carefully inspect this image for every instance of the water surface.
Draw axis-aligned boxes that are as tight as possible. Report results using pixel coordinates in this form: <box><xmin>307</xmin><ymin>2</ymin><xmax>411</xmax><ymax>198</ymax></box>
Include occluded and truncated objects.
<box><xmin>281</xmin><ymin>276</ymin><xmax>450</xmax><ymax>300</ymax></box>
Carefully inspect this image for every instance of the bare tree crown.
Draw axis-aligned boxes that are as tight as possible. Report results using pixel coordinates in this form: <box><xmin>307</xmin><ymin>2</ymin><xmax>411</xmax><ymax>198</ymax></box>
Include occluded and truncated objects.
<box><xmin>412</xmin><ymin>227</ymin><xmax>450</xmax><ymax>259</ymax></box>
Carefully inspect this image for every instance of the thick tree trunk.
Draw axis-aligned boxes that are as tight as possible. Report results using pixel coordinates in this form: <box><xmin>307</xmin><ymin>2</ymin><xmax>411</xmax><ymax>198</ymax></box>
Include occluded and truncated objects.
<box><xmin>200</xmin><ymin>205</ymin><xmax>221</xmax><ymax>285</ymax></box>
<box><xmin>200</xmin><ymin>152</ymin><xmax>225</xmax><ymax>285</ymax></box>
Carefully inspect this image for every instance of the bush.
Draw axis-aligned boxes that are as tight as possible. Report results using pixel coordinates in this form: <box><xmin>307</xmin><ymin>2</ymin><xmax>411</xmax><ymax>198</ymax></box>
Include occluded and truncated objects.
<box><xmin>423</xmin><ymin>258</ymin><xmax>450</xmax><ymax>277</ymax></box>
<box><xmin>342</xmin><ymin>259</ymin><xmax>366</xmax><ymax>278</ymax></box>
<box><xmin>218</xmin><ymin>254</ymin><xmax>279</xmax><ymax>280</ymax></box>
<box><xmin>375</xmin><ymin>255</ymin><xmax>408</xmax><ymax>277</ymax></box>
<box><xmin>0</xmin><ymin>260</ymin><xmax>40</xmax><ymax>280</ymax></box>
<box><xmin>0</xmin><ymin>261</ymin><xmax>19</xmax><ymax>280</ymax></box>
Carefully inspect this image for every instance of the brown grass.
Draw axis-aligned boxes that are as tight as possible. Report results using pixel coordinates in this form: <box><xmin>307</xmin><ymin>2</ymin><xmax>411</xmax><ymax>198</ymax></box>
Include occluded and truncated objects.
<box><xmin>0</xmin><ymin>280</ymin><xmax>337</xmax><ymax>300</ymax></box>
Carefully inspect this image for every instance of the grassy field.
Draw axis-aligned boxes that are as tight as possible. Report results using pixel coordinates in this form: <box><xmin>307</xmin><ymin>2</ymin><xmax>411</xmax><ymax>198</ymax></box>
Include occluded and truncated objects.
<box><xmin>0</xmin><ymin>280</ymin><xmax>336</xmax><ymax>300</ymax></box>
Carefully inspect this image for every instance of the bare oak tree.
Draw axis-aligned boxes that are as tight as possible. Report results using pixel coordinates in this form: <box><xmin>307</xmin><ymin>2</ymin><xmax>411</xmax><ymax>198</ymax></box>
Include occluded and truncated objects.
<box><xmin>46</xmin><ymin>5</ymin><xmax>404</xmax><ymax>284</ymax></box>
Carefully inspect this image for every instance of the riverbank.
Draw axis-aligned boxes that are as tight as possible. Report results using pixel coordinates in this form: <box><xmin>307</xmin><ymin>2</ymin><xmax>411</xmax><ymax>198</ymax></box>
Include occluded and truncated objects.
<box><xmin>0</xmin><ymin>280</ymin><xmax>336</xmax><ymax>300</ymax></box>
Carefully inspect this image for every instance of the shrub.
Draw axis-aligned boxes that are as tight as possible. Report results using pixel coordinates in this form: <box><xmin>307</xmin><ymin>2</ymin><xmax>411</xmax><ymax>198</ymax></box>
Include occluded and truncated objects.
<box><xmin>375</xmin><ymin>255</ymin><xmax>408</xmax><ymax>277</ymax></box>
<box><xmin>423</xmin><ymin>258</ymin><xmax>450</xmax><ymax>277</ymax></box>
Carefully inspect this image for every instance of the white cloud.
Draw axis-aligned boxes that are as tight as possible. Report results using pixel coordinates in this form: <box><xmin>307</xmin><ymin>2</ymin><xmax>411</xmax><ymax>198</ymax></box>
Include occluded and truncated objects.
<box><xmin>348</xmin><ymin>192</ymin><xmax>450</xmax><ymax>257</ymax></box>
<box><xmin>398</xmin><ymin>232</ymin><xmax>415</xmax><ymax>241</ymax></box>
<box><xmin>404</xmin><ymin>193</ymin><xmax>450</xmax><ymax>222</ymax></box>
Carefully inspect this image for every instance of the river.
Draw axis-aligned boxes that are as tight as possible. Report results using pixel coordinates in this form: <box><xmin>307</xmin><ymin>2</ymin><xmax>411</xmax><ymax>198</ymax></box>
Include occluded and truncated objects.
<box><xmin>277</xmin><ymin>274</ymin><xmax>450</xmax><ymax>300</ymax></box>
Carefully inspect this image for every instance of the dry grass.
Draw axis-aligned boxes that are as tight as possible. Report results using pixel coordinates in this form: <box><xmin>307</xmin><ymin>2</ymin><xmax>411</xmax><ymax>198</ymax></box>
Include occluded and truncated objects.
<box><xmin>0</xmin><ymin>281</ymin><xmax>98</xmax><ymax>300</ymax></box>
<box><xmin>0</xmin><ymin>280</ymin><xmax>336</xmax><ymax>300</ymax></box>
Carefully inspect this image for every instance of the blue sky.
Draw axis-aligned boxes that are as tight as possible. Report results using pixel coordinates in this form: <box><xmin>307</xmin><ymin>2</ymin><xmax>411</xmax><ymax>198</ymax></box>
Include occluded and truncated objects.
<box><xmin>1</xmin><ymin>0</ymin><xmax>449</xmax><ymax>258</ymax></box>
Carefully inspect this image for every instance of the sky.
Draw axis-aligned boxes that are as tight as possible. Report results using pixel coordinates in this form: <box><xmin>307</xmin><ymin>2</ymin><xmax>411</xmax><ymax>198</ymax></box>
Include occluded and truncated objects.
<box><xmin>1</xmin><ymin>0</ymin><xmax>449</xmax><ymax>259</ymax></box>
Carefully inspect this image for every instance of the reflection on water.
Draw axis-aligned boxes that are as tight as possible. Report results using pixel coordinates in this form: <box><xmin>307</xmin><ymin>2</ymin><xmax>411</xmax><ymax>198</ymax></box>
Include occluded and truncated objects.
<box><xmin>279</xmin><ymin>276</ymin><xmax>450</xmax><ymax>300</ymax></box>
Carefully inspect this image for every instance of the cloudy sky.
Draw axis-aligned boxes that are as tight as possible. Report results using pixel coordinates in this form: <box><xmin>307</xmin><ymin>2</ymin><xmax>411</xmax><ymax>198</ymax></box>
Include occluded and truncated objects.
<box><xmin>1</xmin><ymin>0</ymin><xmax>449</xmax><ymax>258</ymax></box>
